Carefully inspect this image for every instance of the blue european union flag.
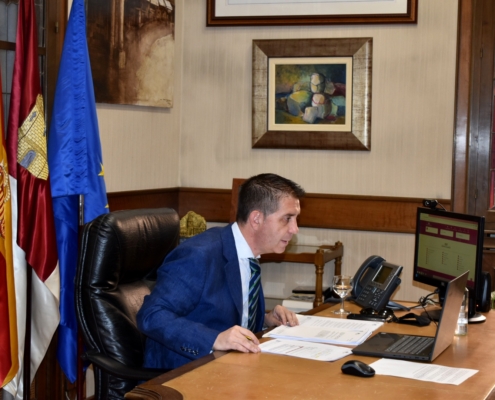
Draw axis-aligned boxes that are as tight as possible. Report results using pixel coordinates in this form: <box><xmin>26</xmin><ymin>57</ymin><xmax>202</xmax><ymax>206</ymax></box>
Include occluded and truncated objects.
<box><xmin>47</xmin><ymin>0</ymin><xmax>109</xmax><ymax>383</ymax></box>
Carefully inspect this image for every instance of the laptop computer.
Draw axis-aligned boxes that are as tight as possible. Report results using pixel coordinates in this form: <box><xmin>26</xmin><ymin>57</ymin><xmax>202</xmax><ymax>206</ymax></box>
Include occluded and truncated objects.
<box><xmin>352</xmin><ymin>270</ymin><xmax>468</xmax><ymax>362</ymax></box>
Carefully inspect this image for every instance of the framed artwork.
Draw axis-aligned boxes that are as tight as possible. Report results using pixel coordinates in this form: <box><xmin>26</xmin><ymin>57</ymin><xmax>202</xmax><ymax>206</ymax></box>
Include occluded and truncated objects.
<box><xmin>207</xmin><ymin>0</ymin><xmax>417</xmax><ymax>26</ymax></box>
<box><xmin>86</xmin><ymin>0</ymin><xmax>175</xmax><ymax>108</ymax></box>
<box><xmin>252</xmin><ymin>38</ymin><xmax>372</xmax><ymax>150</ymax></box>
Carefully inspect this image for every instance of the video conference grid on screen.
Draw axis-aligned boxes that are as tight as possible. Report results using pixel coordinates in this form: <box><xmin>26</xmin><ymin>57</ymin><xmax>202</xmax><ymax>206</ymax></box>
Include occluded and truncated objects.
<box><xmin>416</xmin><ymin>212</ymin><xmax>478</xmax><ymax>289</ymax></box>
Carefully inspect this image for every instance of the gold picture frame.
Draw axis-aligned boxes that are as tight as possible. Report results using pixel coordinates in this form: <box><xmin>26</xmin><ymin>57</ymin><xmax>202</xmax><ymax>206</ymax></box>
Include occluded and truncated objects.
<box><xmin>252</xmin><ymin>38</ymin><xmax>372</xmax><ymax>150</ymax></box>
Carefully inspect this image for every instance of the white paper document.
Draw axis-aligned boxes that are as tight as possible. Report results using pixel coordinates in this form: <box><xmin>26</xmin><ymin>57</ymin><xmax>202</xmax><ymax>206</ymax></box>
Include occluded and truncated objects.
<box><xmin>370</xmin><ymin>359</ymin><xmax>478</xmax><ymax>385</ymax></box>
<box><xmin>260</xmin><ymin>338</ymin><xmax>352</xmax><ymax>362</ymax></box>
<box><xmin>297</xmin><ymin>315</ymin><xmax>384</xmax><ymax>331</ymax></box>
<box><xmin>263</xmin><ymin>315</ymin><xmax>383</xmax><ymax>346</ymax></box>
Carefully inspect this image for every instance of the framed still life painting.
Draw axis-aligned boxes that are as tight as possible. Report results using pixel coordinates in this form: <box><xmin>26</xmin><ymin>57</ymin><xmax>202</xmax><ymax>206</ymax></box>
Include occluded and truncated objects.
<box><xmin>252</xmin><ymin>37</ymin><xmax>372</xmax><ymax>150</ymax></box>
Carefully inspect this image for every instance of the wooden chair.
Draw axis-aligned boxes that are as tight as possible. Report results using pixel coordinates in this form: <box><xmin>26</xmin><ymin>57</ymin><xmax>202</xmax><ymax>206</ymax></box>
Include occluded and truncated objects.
<box><xmin>230</xmin><ymin>178</ymin><xmax>343</xmax><ymax>307</ymax></box>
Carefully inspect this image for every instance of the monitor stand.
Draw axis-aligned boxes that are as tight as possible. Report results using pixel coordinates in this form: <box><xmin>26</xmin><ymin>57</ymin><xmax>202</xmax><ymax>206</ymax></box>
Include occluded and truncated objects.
<box><xmin>469</xmin><ymin>312</ymin><xmax>486</xmax><ymax>323</ymax></box>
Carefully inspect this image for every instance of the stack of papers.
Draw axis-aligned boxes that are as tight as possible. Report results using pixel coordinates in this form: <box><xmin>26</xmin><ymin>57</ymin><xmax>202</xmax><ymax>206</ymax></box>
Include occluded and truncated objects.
<box><xmin>263</xmin><ymin>315</ymin><xmax>383</xmax><ymax>346</ymax></box>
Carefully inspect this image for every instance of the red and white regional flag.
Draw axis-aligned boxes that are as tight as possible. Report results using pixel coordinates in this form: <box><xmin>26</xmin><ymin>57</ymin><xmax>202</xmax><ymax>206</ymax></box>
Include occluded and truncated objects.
<box><xmin>4</xmin><ymin>0</ymin><xmax>60</xmax><ymax>398</ymax></box>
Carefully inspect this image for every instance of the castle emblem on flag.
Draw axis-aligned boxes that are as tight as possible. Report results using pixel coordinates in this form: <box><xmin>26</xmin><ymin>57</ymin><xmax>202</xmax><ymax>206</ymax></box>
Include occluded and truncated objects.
<box><xmin>17</xmin><ymin>94</ymin><xmax>49</xmax><ymax>180</ymax></box>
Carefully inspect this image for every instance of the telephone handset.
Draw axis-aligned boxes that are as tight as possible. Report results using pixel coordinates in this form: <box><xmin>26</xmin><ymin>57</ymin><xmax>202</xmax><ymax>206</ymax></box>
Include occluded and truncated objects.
<box><xmin>352</xmin><ymin>255</ymin><xmax>403</xmax><ymax>312</ymax></box>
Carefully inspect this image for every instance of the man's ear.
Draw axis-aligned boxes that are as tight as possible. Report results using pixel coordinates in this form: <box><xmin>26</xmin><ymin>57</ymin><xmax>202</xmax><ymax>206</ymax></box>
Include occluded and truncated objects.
<box><xmin>248</xmin><ymin>210</ymin><xmax>263</xmax><ymax>230</ymax></box>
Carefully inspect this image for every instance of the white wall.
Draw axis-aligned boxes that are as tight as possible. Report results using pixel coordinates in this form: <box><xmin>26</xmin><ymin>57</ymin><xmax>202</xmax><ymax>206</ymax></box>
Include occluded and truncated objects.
<box><xmin>179</xmin><ymin>1</ymin><xmax>456</xmax><ymax>199</ymax></box>
<box><xmin>97</xmin><ymin>0</ymin><xmax>459</xmax><ymax>302</ymax></box>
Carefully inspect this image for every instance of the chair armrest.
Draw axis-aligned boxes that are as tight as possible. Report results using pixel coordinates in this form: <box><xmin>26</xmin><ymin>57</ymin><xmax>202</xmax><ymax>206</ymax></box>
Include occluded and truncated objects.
<box><xmin>84</xmin><ymin>351</ymin><xmax>169</xmax><ymax>381</ymax></box>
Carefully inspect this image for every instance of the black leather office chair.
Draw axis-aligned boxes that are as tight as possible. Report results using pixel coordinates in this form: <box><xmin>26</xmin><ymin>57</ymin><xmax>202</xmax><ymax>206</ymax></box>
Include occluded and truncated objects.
<box><xmin>75</xmin><ymin>208</ymin><xmax>180</xmax><ymax>399</ymax></box>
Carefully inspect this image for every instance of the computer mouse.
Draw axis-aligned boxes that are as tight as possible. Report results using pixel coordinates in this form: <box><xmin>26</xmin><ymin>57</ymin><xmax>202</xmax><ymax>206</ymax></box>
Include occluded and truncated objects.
<box><xmin>341</xmin><ymin>360</ymin><xmax>375</xmax><ymax>377</ymax></box>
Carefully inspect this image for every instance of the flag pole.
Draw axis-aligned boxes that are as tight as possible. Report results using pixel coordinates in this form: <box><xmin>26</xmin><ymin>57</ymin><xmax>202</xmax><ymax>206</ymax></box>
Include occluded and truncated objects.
<box><xmin>22</xmin><ymin>267</ymin><xmax>32</xmax><ymax>400</ymax></box>
<box><xmin>77</xmin><ymin>194</ymin><xmax>85</xmax><ymax>400</ymax></box>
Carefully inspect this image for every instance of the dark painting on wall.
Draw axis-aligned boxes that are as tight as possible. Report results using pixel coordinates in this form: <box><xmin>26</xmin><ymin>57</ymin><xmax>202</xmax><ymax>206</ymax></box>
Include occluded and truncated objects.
<box><xmin>87</xmin><ymin>0</ymin><xmax>175</xmax><ymax>108</ymax></box>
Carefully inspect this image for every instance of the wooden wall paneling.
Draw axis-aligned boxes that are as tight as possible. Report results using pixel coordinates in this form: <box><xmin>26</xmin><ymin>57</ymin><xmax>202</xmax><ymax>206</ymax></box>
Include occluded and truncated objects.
<box><xmin>471</xmin><ymin>0</ymin><xmax>495</xmax><ymax>215</ymax></box>
<box><xmin>45</xmin><ymin>0</ymin><xmax>68</xmax><ymax>129</ymax></box>
<box><xmin>467</xmin><ymin>0</ymin><xmax>491</xmax><ymax>215</ymax></box>
<box><xmin>107</xmin><ymin>187</ymin><xmax>450</xmax><ymax>234</ymax></box>
<box><xmin>34</xmin><ymin>334</ymin><xmax>65</xmax><ymax>400</ymax></box>
<box><xmin>298</xmin><ymin>194</ymin><xmax>451</xmax><ymax>233</ymax></box>
<box><xmin>452</xmin><ymin>0</ymin><xmax>474</xmax><ymax>213</ymax></box>
<box><xmin>178</xmin><ymin>187</ymin><xmax>231</xmax><ymax>222</ymax></box>
<box><xmin>107</xmin><ymin>188</ymin><xmax>180</xmax><ymax>213</ymax></box>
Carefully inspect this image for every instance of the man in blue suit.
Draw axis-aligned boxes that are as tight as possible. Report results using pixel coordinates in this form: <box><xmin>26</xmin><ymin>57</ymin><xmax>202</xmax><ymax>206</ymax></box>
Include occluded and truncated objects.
<box><xmin>137</xmin><ymin>173</ymin><xmax>305</xmax><ymax>370</ymax></box>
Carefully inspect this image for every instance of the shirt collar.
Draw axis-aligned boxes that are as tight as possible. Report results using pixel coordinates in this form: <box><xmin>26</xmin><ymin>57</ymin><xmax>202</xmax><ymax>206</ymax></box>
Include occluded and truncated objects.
<box><xmin>231</xmin><ymin>222</ymin><xmax>257</xmax><ymax>259</ymax></box>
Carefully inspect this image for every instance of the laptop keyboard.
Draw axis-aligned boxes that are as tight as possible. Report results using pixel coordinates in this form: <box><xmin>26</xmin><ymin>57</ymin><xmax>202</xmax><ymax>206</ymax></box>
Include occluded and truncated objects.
<box><xmin>385</xmin><ymin>335</ymin><xmax>434</xmax><ymax>355</ymax></box>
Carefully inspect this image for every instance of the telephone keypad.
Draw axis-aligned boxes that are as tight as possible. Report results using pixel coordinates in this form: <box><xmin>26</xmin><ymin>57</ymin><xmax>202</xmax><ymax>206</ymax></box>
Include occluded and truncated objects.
<box><xmin>357</xmin><ymin>285</ymin><xmax>386</xmax><ymax>309</ymax></box>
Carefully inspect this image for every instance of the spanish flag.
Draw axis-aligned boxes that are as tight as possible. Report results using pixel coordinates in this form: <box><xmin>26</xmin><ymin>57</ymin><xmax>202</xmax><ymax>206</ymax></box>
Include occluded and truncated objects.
<box><xmin>0</xmin><ymin>64</ymin><xmax>17</xmax><ymax>388</ymax></box>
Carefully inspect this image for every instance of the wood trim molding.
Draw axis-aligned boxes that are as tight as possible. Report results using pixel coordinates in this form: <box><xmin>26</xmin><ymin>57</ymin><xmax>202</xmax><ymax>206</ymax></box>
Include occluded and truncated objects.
<box><xmin>108</xmin><ymin>187</ymin><xmax>450</xmax><ymax>234</ymax></box>
<box><xmin>178</xmin><ymin>187</ymin><xmax>231</xmax><ymax>222</ymax></box>
<box><xmin>298</xmin><ymin>194</ymin><xmax>450</xmax><ymax>233</ymax></box>
<box><xmin>452</xmin><ymin>0</ymin><xmax>474</xmax><ymax>213</ymax></box>
<box><xmin>108</xmin><ymin>188</ymin><xmax>180</xmax><ymax>212</ymax></box>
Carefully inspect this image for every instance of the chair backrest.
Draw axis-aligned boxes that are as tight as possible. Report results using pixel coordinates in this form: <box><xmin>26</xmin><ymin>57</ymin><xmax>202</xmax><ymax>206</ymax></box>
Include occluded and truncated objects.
<box><xmin>230</xmin><ymin>178</ymin><xmax>245</xmax><ymax>223</ymax></box>
<box><xmin>75</xmin><ymin>208</ymin><xmax>180</xmax><ymax>387</ymax></box>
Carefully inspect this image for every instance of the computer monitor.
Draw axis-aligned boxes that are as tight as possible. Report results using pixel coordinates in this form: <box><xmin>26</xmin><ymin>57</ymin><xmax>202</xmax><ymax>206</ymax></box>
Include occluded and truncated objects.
<box><xmin>413</xmin><ymin>207</ymin><xmax>485</xmax><ymax>321</ymax></box>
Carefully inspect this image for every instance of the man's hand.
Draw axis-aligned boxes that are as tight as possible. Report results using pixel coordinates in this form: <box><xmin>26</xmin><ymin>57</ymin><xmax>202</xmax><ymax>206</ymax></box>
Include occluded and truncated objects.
<box><xmin>264</xmin><ymin>305</ymin><xmax>299</xmax><ymax>327</ymax></box>
<box><xmin>212</xmin><ymin>325</ymin><xmax>260</xmax><ymax>353</ymax></box>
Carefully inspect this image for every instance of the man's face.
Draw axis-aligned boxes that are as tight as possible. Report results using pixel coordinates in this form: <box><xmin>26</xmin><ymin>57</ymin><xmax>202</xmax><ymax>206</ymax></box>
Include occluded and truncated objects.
<box><xmin>255</xmin><ymin>195</ymin><xmax>300</xmax><ymax>255</ymax></box>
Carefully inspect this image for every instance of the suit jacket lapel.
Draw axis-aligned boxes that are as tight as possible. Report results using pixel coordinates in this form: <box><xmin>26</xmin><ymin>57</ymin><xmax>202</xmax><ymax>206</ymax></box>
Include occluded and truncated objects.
<box><xmin>221</xmin><ymin>225</ymin><xmax>243</xmax><ymax>321</ymax></box>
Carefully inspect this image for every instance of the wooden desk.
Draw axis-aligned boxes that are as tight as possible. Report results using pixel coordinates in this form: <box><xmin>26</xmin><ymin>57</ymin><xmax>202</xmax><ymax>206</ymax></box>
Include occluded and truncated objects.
<box><xmin>126</xmin><ymin>303</ymin><xmax>495</xmax><ymax>400</ymax></box>
<box><xmin>261</xmin><ymin>242</ymin><xmax>343</xmax><ymax>308</ymax></box>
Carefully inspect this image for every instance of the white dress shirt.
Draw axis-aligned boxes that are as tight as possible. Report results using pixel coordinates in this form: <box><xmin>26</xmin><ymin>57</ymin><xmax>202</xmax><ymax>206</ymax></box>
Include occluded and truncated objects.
<box><xmin>231</xmin><ymin>222</ymin><xmax>257</xmax><ymax>328</ymax></box>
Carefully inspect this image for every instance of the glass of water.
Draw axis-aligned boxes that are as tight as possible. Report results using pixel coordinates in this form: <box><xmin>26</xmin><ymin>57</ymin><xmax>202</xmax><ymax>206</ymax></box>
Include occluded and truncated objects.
<box><xmin>332</xmin><ymin>275</ymin><xmax>353</xmax><ymax>315</ymax></box>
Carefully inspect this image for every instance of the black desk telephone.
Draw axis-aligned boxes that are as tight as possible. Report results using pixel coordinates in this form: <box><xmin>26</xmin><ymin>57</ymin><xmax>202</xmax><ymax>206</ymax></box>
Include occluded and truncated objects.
<box><xmin>351</xmin><ymin>255</ymin><xmax>403</xmax><ymax>312</ymax></box>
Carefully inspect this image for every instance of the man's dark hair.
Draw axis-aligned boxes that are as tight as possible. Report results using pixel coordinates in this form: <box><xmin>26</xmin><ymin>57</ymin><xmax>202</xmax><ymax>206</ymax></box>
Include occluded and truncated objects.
<box><xmin>236</xmin><ymin>173</ymin><xmax>305</xmax><ymax>224</ymax></box>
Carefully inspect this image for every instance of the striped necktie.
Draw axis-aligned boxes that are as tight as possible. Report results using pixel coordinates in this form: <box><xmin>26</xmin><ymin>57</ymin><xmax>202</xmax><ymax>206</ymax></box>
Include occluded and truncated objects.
<box><xmin>248</xmin><ymin>257</ymin><xmax>261</xmax><ymax>332</ymax></box>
